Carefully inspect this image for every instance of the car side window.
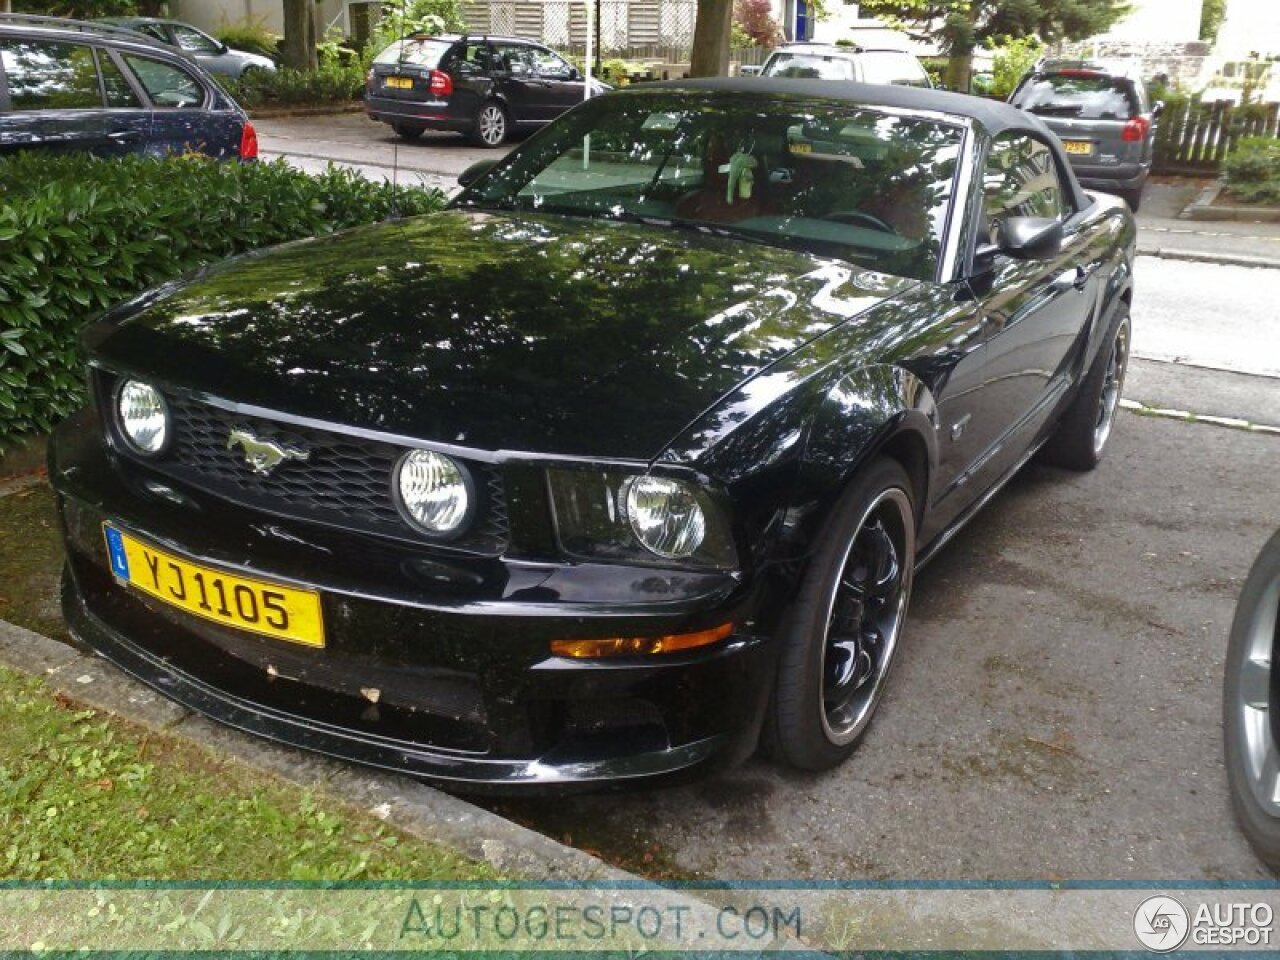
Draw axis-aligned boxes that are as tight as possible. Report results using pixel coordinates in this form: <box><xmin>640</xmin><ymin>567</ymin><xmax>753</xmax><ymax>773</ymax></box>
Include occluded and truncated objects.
<box><xmin>0</xmin><ymin>38</ymin><xmax>103</xmax><ymax>111</ymax></box>
<box><xmin>138</xmin><ymin>23</ymin><xmax>169</xmax><ymax>44</ymax></box>
<box><xmin>445</xmin><ymin>42</ymin><xmax>492</xmax><ymax>73</ymax></box>
<box><xmin>529</xmin><ymin>47</ymin><xmax>573</xmax><ymax>79</ymax></box>
<box><xmin>494</xmin><ymin>44</ymin><xmax>533</xmax><ymax>76</ymax></box>
<box><xmin>171</xmin><ymin>25</ymin><xmax>221</xmax><ymax>55</ymax></box>
<box><xmin>99</xmin><ymin>50</ymin><xmax>142</xmax><ymax>108</ymax></box>
<box><xmin>982</xmin><ymin>134</ymin><xmax>1066</xmax><ymax>242</ymax></box>
<box><xmin>123</xmin><ymin>54</ymin><xmax>204</xmax><ymax>108</ymax></box>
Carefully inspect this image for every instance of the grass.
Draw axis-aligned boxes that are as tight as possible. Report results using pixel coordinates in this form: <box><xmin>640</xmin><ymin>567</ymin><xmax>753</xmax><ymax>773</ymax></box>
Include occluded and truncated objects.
<box><xmin>0</xmin><ymin>482</ymin><xmax>493</xmax><ymax>881</ymax></box>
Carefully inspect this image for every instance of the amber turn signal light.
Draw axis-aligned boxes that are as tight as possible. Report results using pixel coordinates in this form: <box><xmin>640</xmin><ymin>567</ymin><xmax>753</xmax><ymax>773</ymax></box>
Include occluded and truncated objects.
<box><xmin>550</xmin><ymin>622</ymin><xmax>734</xmax><ymax>659</ymax></box>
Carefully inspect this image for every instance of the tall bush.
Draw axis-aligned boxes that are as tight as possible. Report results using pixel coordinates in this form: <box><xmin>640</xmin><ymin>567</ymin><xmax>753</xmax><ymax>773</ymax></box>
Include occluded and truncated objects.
<box><xmin>1223</xmin><ymin>136</ymin><xmax>1280</xmax><ymax>205</ymax></box>
<box><xmin>733</xmin><ymin>0</ymin><xmax>783</xmax><ymax>48</ymax></box>
<box><xmin>0</xmin><ymin>155</ymin><xmax>444</xmax><ymax>447</ymax></box>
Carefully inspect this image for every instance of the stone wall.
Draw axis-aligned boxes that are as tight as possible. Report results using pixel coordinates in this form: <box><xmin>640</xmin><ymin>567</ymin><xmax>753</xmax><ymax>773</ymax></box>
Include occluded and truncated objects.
<box><xmin>1051</xmin><ymin>38</ymin><xmax>1216</xmax><ymax>90</ymax></box>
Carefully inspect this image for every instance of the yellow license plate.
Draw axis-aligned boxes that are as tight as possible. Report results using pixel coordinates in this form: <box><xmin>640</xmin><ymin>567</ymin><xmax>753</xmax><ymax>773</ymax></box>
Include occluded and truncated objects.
<box><xmin>1062</xmin><ymin>140</ymin><xmax>1093</xmax><ymax>155</ymax></box>
<box><xmin>103</xmin><ymin>525</ymin><xmax>325</xmax><ymax>648</ymax></box>
<box><xmin>385</xmin><ymin>75</ymin><xmax>414</xmax><ymax>89</ymax></box>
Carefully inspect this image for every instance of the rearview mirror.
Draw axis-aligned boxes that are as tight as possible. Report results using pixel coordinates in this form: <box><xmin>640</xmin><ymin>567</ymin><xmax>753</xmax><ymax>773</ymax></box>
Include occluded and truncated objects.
<box><xmin>738</xmin><ymin>64</ymin><xmax>762</xmax><ymax>77</ymax></box>
<box><xmin>458</xmin><ymin>158</ymin><xmax>498</xmax><ymax>188</ymax></box>
<box><xmin>1152</xmin><ymin>99</ymin><xmax>1165</xmax><ymax>119</ymax></box>
<box><xmin>974</xmin><ymin>217</ymin><xmax>1063</xmax><ymax>266</ymax></box>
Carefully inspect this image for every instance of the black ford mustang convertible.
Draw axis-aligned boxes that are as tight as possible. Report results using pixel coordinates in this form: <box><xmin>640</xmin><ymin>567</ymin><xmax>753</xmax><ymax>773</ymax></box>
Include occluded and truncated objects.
<box><xmin>52</xmin><ymin>79</ymin><xmax>1136</xmax><ymax>790</ymax></box>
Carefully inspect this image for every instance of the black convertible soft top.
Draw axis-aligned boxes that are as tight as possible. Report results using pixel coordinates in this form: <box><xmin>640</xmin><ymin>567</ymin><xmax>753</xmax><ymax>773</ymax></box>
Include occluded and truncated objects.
<box><xmin>634</xmin><ymin>77</ymin><xmax>1094</xmax><ymax>212</ymax></box>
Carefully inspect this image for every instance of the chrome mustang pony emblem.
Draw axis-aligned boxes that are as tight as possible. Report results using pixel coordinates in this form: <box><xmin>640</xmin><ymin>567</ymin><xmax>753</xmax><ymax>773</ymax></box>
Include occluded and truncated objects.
<box><xmin>227</xmin><ymin>427</ymin><xmax>309</xmax><ymax>476</ymax></box>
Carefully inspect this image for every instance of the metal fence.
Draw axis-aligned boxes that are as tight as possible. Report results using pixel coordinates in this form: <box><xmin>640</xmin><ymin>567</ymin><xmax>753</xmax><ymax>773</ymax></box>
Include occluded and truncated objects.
<box><xmin>1153</xmin><ymin>97</ymin><xmax>1280</xmax><ymax>174</ymax></box>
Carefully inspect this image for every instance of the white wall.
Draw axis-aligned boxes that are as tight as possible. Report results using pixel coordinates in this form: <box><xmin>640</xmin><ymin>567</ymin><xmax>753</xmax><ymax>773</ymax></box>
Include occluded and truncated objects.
<box><xmin>1099</xmin><ymin>0</ymin><xmax>1201</xmax><ymax>43</ymax></box>
<box><xmin>170</xmin><ymin>0</ymin><xmax>347</xmax><ymax>36</ymax></box>
<box><xmin>1216</xmin><ymin>0</ymin><xmax>1280</xmax><ymax>57</ymax></box>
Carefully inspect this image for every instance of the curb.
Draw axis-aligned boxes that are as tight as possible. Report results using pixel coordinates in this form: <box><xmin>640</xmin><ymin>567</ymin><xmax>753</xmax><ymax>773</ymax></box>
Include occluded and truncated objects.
<box><xmin>1135</xmin><ymin>245</ymin><xmax>1280</xmax><ymax>269</ymax></box>
<box><xmin>248</xmin><ymin>103</ymin><xmax>364</xmax><ymax>119</ymax></box>
<box><xmin>0</xmin><ymin>616</ymin><xmax>637</xmax><ymax>883</ymax></box>
<box><xmin>1178</xmin><ymin>179</ymin><xmax>1280</xmax><ymax>224</ymax></box>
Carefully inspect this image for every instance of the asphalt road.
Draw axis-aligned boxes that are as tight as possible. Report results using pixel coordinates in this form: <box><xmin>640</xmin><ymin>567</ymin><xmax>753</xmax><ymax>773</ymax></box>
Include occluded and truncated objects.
<box><xmin>255</xmin><ymin>112</ymin><xmax>1280</xmax><ymax>878</ymax></box>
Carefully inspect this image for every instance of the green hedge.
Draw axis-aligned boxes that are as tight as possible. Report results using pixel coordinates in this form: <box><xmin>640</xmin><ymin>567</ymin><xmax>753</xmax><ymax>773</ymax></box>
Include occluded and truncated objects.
<box><xmin>219</xmin><ymin>62</ymin><xmax>366</xmax><ymax>109</ymax></box>
<box><xmin>1223</xmin><ymin>136</ymin><xmax>1280</xmax><ymax>205</ymax></box>
<box><xmin>0</xmin><ymin>154</ymin><xmax>445</xmax><ymax>448</ymax></box>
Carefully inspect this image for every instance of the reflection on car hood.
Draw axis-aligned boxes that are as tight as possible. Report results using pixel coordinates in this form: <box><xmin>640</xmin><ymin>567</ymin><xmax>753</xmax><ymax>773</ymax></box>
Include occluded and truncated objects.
<box><xmin>88</xmin><ymin>210</ymin><xmax>913</xmax><ymax>461</ymax></box>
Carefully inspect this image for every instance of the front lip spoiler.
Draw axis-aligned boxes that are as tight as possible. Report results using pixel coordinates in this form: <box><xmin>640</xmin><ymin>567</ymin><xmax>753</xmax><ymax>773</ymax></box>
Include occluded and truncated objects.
<box><xmin>60</xmin><ymin>562</ymin><xmax>728</xmax><ymax>791</ymax></box>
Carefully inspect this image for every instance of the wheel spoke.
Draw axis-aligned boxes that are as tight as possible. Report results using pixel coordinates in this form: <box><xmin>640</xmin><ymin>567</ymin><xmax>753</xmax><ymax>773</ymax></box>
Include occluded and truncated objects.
<box><xmin>1240</xmin><ymin>656</ymin><xmax>1272</xmax><ymax>710</ymax></box>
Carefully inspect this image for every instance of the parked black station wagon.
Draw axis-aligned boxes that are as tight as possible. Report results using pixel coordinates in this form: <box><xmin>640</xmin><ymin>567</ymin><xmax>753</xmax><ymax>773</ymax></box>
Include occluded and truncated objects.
<box><xmin>53</xmin><ymin>79</ymin><xmax>1136</xmax><ymax>790</ymax></box>
<box><xmin>364</xmin><ymin>32</ymin><xmax>605</xmax><ymax>146</ymax></box>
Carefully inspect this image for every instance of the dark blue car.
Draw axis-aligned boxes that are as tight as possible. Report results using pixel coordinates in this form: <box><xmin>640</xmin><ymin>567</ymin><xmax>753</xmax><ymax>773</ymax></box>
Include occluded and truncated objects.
<box><xmin>0</xmin><ymin>14</ymin><xmax>255</xmax><ymax>161</ymax></box>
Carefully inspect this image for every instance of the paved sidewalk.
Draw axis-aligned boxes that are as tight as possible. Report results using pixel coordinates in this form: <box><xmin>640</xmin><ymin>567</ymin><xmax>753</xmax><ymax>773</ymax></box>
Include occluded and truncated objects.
<box><xmin>1137</xmin><ymin>181</ymin><xmax>1280</xmax><ymax>269</ymax></box>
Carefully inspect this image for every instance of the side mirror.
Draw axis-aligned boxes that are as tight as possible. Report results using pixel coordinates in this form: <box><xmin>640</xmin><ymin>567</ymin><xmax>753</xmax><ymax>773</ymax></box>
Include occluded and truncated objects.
<box><xmin>458</xmin><ymin>158</ymin><xmax>498</xmax><ymax>188</ymax></box>
<box><xmin>974</xmin><ymin>217</ymin><xmax>1063</xmax><ymax>267</ymax></box>
<box><xmin>567</xmin><ymin>67</ymin><xmax>581</xmax><ymax>81</ymax></box>
<box><xmin>1151</xmin><ymin>100</ymin><xmax>1165</xmax><ymax>119</ymax></box>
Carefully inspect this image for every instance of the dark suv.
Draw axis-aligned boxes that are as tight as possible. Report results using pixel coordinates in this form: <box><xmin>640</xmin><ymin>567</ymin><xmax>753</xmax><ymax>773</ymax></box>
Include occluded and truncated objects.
<box><xmin>365</xmin><ymin>33</ymin><xmax>605</xmax><ymax>146</ymax></box>
<box><xmin>0</xmin><ymin>14</ymin><xmax>255</xmax><ymax>161</ymax></box>
<box><xmin>749</xmin><ymin>42</ymin><xmax>932</xmax><ymax>87</ymax></box>
<box><xmin>1010</xmin><ymin>59</ymin><xmax>1161</xmax><ymax>211</ymax></box>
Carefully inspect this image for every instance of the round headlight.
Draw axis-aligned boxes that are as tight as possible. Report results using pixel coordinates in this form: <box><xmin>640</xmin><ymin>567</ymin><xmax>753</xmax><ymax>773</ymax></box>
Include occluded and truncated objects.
<box><xmin>116</xmin><ymin>380</ymin><xmax>168</xmax><ymax>454</ymax></box>
<box><xmin>396</xmin><ymin>449</ymin><xmax>471</xmax><ymax>535</ymax></box>
<box><xmin>622</xmin><ymin>476</ymin><xmax>706</xmax><ymax>560</ymax></box>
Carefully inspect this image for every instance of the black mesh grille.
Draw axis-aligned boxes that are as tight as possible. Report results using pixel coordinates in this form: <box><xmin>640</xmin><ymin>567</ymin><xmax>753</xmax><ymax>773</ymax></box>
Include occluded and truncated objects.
<box><xmin>112</xmin><ymin>381</ymin><xmax>508</xmax><ymax>555</ymax></box>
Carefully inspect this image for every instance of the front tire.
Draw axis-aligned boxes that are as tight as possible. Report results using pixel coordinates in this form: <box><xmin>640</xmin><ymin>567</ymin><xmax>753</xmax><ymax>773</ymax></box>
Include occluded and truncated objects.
<box><xmin>470</xmin><ymin>101</ymin><xmax>508</xmax><ymax>147</ymax></box>
<box><xmin>1224</xmin><ymin>530</ymin><xmax>1280</xmax><ymax>872</ymax></box>
<box><xmin>1040</xmin><ymin>305</ymin><xmax>1130</xmax><ymax>470</ymax></box>
<box><xmin>765</xmin><ymin>458</ymin><xmax>916</xmax><ymax>771</ymax></box>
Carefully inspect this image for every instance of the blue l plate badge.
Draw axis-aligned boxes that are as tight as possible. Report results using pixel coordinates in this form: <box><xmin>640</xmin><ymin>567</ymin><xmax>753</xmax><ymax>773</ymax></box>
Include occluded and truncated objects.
<box><xmin>104</xmin><ymin>525</ymin><xmax>131</xmax><ymax>581</ymax></box>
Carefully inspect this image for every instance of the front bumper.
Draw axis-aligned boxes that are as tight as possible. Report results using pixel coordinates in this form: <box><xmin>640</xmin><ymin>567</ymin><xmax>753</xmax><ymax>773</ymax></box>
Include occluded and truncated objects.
<box><xmin>51</xmin><ymin>413</ymin><xmax>776</xmax><ymax>792</ymax></box>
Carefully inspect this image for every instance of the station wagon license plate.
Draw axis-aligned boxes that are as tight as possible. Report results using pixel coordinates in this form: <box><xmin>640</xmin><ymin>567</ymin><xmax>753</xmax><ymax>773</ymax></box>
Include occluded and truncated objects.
<box><xmin>385</xmin><ymin>75</ymin><xmax>414</xmax><ymax>89</ymax></box>
<box><xmin>103</xmin><ymin>525</ymin><xmax>325</xmax><ymax>647</ymax></box>
<box><xmin>1062</xmin><ymin>140</ymin><xmax>1094</xmax><ymax>156</ymax></box>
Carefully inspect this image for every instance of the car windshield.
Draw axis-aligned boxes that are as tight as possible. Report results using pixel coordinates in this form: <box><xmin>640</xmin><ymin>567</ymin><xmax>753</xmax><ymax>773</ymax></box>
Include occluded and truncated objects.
<box><xmin>373</xmin><ymin>37</ymin><xmax>452</xmax><ymax>67</ymax></box>
<box><xmin>1013</xmin><ymin>73</ymin><xmax>1137</xmax><ymax>120</ymax></box>
<box><xmin>764</xmin><ymin>52</ymin><xmax>854</xmax><ymax>80</ymax></box>
<box><xmin>457</xmin><ymin>94</ymin><xmax>965</xmax><ymax>281</ymax></box>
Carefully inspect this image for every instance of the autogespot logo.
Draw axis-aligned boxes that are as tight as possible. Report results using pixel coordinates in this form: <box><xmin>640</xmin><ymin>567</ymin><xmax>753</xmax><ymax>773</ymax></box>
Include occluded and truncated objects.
<box><xmin>1134</xmin><ymin>895</ymin><xmax>1191</xmax><ymax>953</ymax></box>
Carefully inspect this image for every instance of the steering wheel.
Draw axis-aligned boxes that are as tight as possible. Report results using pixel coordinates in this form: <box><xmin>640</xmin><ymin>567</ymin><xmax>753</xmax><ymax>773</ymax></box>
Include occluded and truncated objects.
<box><xmin>823</xmin><ymin>210</ymin><xmax>896</xmax><ymax>234</ymax></box>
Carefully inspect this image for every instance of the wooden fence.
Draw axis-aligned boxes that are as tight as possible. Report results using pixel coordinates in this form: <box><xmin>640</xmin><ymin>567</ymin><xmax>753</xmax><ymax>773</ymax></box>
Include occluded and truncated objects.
<box><xmin>1153</xmin><ymin>97</ymin><xmax>1280</xmax><ymax>174</ymax></box>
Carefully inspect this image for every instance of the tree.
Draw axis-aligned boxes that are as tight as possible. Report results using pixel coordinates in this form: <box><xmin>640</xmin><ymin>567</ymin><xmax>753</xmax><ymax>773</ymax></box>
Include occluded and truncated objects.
<box><xmin>858</xmin><ymin>0</ymin><xmax>1130</xmax><ymax>91</ymax></box>
<box><xmin>734</xmin><ymin>0</ymin><xmax>783</xmax><ymax>47</ymax></box>
<box><xmin>282</xmin><ymin>0</ymin><xmax>317</xmax><ymax>71</ymax></box>
<box><xmin>1199</xmin><ymin>0</ymin><xmax>1226</xmax><ymax>43</ymax></box>
<box><xmin>690</xmin><ymin>0</ymin><xmax>734</xmax><ymax>77</ymax></box>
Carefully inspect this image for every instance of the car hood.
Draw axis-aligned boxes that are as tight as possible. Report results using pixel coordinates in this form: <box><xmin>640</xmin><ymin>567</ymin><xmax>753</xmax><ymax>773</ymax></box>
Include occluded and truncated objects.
<box><xmin>87</xmin><ymin>210</ymin><xmax>913</xmax><ymax>461</ymax></box>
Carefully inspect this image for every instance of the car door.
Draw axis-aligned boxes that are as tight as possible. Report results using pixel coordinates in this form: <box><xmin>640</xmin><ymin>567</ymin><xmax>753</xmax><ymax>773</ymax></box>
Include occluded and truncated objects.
<box><xmin>491</xmin><ymin>43</ymin><xmax>547</xmax><ymax>124</ymax></box>
<box><xmin>970</xmin><ymin>133</ymin><xmax>1096</xmax><ymax>478</ymax></box>
<box><xmin>0</xmin><ymin>37</ymin><xmax>141</xmax><ymax>157</ymax></box>
<box><xmin>118</xmin><ymin>51</ymin><xmax>230</xmax><ymax>158</ymax></box>
<box><xmin>526</xmin><ymin>45</ymin><xmax>584</xmax><ymax>119</ymax></box>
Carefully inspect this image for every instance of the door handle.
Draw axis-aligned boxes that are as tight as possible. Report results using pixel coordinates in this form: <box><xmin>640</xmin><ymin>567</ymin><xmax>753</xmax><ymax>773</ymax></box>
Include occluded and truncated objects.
<box><xmin>108</xmin><ymin>129</ymin><xmax>142</xmax><ymax>143</ymax></box>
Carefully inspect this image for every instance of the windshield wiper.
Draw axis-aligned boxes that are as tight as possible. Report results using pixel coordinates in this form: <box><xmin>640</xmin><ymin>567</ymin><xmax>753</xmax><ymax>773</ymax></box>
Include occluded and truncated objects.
<box><xmin>1031</xmin><ymin>103</ymin><xmax>1085</xmax><ymax>116</ymax></box>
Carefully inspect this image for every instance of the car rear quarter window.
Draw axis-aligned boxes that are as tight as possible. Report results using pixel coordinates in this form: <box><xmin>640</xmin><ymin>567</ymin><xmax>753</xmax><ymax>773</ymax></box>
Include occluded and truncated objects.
<box><xmin>1</xmin><ymin>38</ymin><xmax>103</xmax><ymax>111</ymax></box>
<box><xmin>1012</xmin><ymin>73</ymin><xmax>1137</xmax><ymax>120</ymax></box>
<box><xmin>982</xmin><ymin>134</ymin><xmax>1066</xmax><ymax>240</ymax></box>
<box><xmin>764</xmin><ymin>52</ymin><xmax>855</xmax><ymax>81</ymax></box>
<box><xmin>123</xmin><ymin>54</ymin><xmax>204</xmax><ymax>108</ymax></box>
<box><xmin>373</xmin><ymin>37</ymin><xmax>452</xmax><ymax>67</ymax></box>
<box><xmin>858</xmin><ymin>50</ymin><xmax>930</xmax><ymax>87</ymax></box>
